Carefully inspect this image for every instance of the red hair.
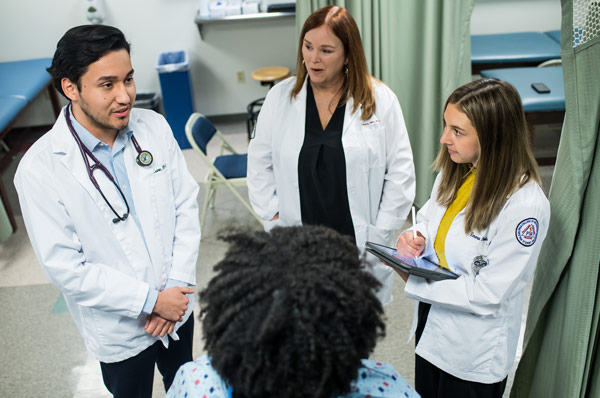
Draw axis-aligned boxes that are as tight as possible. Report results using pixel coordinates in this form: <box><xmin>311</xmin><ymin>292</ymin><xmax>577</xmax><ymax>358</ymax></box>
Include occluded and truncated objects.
<box><xmin>291</xmin><ymin>6</ymin><xmax>375</xmax><ymax>120</ymax></box>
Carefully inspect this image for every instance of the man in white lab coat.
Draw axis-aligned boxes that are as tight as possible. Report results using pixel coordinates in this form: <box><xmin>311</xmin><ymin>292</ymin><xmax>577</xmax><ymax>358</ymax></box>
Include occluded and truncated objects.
<box><xmin>14</xmin><ymin>25</ymin><xmax>200</xmax><ymax>397</ymax></box>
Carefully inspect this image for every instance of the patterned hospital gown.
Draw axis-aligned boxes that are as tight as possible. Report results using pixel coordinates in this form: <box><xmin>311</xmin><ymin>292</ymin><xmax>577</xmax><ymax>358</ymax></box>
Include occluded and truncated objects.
<box><xmin>166</xmin><ymin>354</ymin><xmax>420</xmax><ymax>398</ymax></box>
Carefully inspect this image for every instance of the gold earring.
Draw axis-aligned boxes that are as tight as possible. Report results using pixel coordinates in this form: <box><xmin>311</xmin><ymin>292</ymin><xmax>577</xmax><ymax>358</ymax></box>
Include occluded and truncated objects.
<box><xmin>345</xmin><ymin>65</ymin><xmax>348</xmax><ymax>75</ymax></box>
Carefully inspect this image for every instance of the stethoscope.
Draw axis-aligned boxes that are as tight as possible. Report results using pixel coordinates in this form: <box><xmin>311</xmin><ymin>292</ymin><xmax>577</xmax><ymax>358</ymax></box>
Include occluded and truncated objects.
<box><xmin>64</xmin><ymin>105</ymin><xmax>153</xmax><ymax>223</ymax></box>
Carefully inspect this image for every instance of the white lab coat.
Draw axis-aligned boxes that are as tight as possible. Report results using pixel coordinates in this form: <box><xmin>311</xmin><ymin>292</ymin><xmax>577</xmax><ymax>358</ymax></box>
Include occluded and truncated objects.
<box><xmin>405</xmin><ymin>173</ymin><xmax>550</xmax><ymax>383</ymax></box>
<box><xmin>14</xmin><ymin>107</ymin><xmax>200</xmax><ymax>363</ymax></box>
<box><xmin>247</xmin><ymin>77</ymin><xmax>415</xmax><ymax>304</ymax></box>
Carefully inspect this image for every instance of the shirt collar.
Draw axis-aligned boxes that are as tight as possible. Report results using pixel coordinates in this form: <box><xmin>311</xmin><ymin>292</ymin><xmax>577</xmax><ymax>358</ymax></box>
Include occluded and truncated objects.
<box><xmin>69</xmin><ymin>109</ymin><xmax>133</xmax><ymax>153</ymax></box>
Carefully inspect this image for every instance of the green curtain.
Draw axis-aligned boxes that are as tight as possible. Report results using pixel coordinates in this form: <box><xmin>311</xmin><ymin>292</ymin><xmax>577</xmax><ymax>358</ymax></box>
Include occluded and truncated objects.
<box><xmin>511</xmin><ymin>1</ymin><xmax>600</xmax><ymax>396</ymax></box>
<box><xmin>296</xmin><ymin>0</ymin><xmax>474</xmax><ymax>205</ymax></box>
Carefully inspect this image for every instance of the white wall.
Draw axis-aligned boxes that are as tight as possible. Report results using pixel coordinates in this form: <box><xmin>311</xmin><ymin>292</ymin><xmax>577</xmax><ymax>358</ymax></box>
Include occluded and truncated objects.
<box><xmin>471</xmin><ymin>0</ymin><xmax>561</xmax><ymax>34</ymax></box>
<box><xmin>2</xmin><ymin>0</ymin><xmax>562</xmax><ymax>127</ymax></box>
<box><xmin>0</xmin><ymin>0</ymin><xmax>297</xmax><ymax>126</ymax></box>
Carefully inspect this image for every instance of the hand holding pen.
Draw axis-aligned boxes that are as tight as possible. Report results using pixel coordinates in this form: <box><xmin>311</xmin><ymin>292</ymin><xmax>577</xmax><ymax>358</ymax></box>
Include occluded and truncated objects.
<box><xmin>396</xmin><ymin>206</ymin><xmax>425</xmax><ymax>258</ymax></box>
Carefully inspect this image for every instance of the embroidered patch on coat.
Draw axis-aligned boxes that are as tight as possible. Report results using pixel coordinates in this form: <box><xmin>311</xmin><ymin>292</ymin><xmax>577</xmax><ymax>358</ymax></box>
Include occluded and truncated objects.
<box><xmin>515</xmin><ymin>218</ymin><xmax>539</xmax><ymax>247</ymax></box>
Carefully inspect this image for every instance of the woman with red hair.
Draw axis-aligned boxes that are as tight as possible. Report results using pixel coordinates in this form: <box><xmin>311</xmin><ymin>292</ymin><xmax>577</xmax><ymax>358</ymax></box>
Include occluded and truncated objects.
<box><xmin>248</xmin><ymin>6</ymin><xmax>416</xmax><ymax>304</ymax></box>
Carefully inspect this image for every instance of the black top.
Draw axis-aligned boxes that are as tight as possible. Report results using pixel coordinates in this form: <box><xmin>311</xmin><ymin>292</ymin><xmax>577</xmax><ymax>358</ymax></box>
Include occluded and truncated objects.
<box><xmin>298</xmin><ymin>82</ymin><xmax>355</xmax><ymax>239</ymax></box>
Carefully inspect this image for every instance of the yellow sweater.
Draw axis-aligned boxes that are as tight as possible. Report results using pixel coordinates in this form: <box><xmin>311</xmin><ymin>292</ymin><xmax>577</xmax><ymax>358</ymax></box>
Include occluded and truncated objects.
<box><xmin>434</xmin><ymin>170</ymin><xmax>475</xmax><ymax>270</ymax></box>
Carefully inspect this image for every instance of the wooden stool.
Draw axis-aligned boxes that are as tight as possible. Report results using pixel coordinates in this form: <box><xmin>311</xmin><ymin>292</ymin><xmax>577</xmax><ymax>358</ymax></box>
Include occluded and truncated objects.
<box><xmin>247</xmin><ymin>66</ymin><xmax>290</xmax><ymax>139</ymax></box>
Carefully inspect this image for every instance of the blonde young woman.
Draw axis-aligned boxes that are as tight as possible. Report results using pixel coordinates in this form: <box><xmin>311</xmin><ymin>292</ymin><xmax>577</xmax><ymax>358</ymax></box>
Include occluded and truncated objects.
<box><xmin>248</xmin><ymin>5</ymin><xmax>415</xmax><ymax>304</ymax></box>
<box><xmin>395</xmin><ymin>79</ymin><xmax>551</xmax><ymax>397</ymax></box>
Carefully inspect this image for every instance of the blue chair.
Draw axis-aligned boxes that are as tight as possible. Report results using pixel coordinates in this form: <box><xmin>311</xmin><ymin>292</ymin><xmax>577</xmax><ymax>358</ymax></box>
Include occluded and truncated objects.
<box><xmin>185</xmin><ymin>113</ymin><xmax>261</xmax><ymax>234</ymax></box>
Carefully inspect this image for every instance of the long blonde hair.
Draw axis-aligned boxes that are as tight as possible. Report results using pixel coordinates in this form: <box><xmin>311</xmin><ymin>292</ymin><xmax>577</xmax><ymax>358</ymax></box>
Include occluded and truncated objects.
<box><xmin>433</xmin><ymin>78</ymin><xmax>541</xmax><ymax>233</ymax></box>
<box><xmin>291</xmin><ymin>6</ymin><xmax>375</xmax><ymax>120</ymax></box>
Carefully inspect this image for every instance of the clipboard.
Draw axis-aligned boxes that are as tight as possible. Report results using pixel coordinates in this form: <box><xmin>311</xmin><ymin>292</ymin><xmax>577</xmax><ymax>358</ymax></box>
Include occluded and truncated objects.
<box><xmin>365</xmin><ymin>241</ymin><xmax>459</xmax><ymax>281</ymax></box>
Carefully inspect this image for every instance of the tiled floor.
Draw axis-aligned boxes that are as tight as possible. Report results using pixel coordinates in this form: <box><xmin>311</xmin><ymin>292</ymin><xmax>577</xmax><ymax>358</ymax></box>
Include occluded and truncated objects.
<box><xmin>0</xmin><ymin>116</ymin><xmax>557</xmax><ymax>397</ymax></box>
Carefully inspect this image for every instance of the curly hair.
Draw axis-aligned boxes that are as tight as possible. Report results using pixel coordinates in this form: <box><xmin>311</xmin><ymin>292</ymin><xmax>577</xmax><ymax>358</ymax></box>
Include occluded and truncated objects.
<box><xmin>200</xmin><ymin>225</ymin><xmax>386</xmax><ymax>398</ymax></box>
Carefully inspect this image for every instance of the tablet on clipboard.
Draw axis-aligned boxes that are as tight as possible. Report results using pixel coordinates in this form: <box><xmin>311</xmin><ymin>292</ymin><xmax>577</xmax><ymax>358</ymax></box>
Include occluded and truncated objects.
<box><xmin>365</xmin><ymin>241</ymin><xmax>459</xmax><ymax>281</ymax></box>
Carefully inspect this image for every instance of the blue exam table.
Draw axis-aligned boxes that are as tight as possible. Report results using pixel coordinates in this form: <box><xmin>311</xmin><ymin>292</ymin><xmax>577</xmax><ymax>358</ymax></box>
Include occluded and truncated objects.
<box><xmin>480</xmin><ymin>66</ymin><xmax>564</xmax><ymax>112</ymax></box>
<box><xmin>0</xmin><ymin>58</ymin><xmax>55</xmax><ymax>101</ymax></box>
<box><xmin>0</xmin><ymin>58</ymin><xmax>60</xmax><ymax>233</ymax></box>
<box><xmin>481</xmin><ymin>66</ymin><xmax>564</xmax><ymax>165</ymax></box>
<box><xmin>545</xmin><ymin>30</ymin><xmax>561</xmax><ymax>44</ymax></box>
<box><xmin>471</xmin><ymin>32</ymin><xmax>561</xmax><ymax>74</ymax></box>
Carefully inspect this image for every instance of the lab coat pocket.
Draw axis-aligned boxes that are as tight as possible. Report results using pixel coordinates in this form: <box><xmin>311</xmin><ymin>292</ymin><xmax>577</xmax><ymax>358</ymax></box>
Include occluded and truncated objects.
<box><xmin>361</xmin><ymin>127</ymin><xmax>386</xmax><ymax>169</ymax></box>
<box><xmin>448</xmin><ymin>310</ymin><xmax>498</xmax><ymax>374</ymax></box>
<box><xmin>148</xmin><ymin>168</ymin><xmax>174</xmax><ymax>208</ymax></box>
<box><xmin>148</xmin><ymin>168</ymin><xmax>176</xmax><ymax>246</ymax></box>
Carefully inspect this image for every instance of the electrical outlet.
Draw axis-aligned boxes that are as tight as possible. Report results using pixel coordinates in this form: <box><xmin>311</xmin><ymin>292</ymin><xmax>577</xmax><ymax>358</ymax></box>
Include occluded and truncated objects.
<box><xmin>236</xmin><ymin>70</ymin><xmax>245</xmax><ymax>83</ymax></box>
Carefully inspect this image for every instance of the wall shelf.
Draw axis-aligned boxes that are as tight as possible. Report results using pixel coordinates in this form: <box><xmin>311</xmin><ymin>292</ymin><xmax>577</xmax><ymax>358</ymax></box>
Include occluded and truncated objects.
<box><xmin>194</xmin><ymin>11</ymin><xmax>295</xmax><ymax>40</ymax></box>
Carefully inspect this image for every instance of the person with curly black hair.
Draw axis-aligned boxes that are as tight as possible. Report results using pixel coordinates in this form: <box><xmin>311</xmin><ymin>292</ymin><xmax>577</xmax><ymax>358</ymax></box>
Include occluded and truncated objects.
<box><xmin>167</xmin><ymin>225</ymin><xmax>418</xmax><ymax>398</ymax></box>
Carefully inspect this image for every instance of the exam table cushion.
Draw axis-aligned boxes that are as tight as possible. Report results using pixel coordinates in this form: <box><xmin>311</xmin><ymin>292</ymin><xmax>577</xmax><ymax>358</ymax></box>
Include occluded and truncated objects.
<box><xmin>480</xmin><ymin>66</ymin><xmax>565</xmax><ymax>112</ymax></box>
<box><xmin>545</xmin><ymin>30</ymin><xmax>561</xmax><ymax>44</ymax></box>
<box><xmin>0</xmin><ymin>97</ymin><xmax>29</xmax><ymax>132</ymax></box>
<box><xmin>471</xmin><ymin>32</ymin><xmax>561</xmax><ymax>64</ymax></box>
<box><xmin>0</xmin><ymin>58</ymin><xmax>52</xmax><ymax>101</ymax></box>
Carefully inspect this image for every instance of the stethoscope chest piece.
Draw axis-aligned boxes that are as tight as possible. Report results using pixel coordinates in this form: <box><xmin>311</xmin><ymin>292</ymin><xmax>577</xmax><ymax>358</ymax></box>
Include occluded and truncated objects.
<box><xmin>136</xmin><ymin>150</ymin><xmax>153</xmax><ymax>167</ymax></box>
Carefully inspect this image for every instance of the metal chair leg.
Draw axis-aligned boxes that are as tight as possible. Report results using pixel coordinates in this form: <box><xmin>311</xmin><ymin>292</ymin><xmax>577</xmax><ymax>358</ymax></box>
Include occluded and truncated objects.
<box><xmin>200</xmin><ymin>182</ymin><xmax>213</xmax><ymax>235</ymax></box>
<box><xmin>221</xmin><ymin>179</ymin><xmax>263</xmax><ymax>224</ymax></box>
<box><xmin>208</xmin><ymin>187</ymin><xmax>217</xmax><ymax>209</ymax></box>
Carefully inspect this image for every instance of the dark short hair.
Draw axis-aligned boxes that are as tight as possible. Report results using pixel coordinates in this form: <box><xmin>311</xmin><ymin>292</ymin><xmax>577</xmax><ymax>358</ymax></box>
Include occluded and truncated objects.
<box><xmin>47</xmin><ymin>25</ymin><xmax>130</xmax><ymax>98</ymax></box>
<box><xmin>201</xmin><ymin>225</ymin><xmax>385</xmax><ymax>398</ymax></box>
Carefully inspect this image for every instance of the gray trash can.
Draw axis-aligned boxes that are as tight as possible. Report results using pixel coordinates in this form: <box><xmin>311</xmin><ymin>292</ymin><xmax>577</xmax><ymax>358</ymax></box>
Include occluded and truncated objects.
<box><xmin>134</xmin><ymin>92</ymin><xmax>160</xmax><ymax>113</ymax></box>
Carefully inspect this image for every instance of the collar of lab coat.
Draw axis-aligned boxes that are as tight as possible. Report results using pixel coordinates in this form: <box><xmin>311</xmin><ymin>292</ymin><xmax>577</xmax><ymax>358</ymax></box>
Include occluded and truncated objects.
<box><xmin>48</xmin><ymin>106</ymin><xmax>157</xmax><ymax>221</ymax></box>
<box><xmin>294</xmin><ymin>76</ymin><xmax>362</xmax><ymax>136</ymax></box>
<box><xmin>50</xmin><ymin>105</ymin><xmax>156</xmax><ymax>175</ymax></box>
<box><xmin>50</xmin><ymin>106</ymin><xmax>112</xmax><ymax>210</ymax></box>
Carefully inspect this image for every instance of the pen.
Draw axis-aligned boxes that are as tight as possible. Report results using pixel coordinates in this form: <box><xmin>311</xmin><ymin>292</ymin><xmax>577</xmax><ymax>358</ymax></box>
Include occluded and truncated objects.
<box><xmin>411</xmin><ymin>206</ymin><xmax>417</xmax><ymax>239</ymax></box>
